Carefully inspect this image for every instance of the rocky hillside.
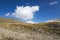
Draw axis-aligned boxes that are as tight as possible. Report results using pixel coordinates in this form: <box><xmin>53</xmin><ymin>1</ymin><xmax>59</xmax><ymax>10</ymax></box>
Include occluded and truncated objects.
<box><xmin>0</xmin><ymin>18</ymin><xmax>60</xmax><ymax>40</ymax></box>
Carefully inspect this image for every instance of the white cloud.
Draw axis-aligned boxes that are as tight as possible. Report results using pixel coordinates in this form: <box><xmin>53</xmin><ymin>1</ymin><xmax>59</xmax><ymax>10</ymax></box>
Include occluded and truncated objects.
<box><xmin>45</xmin><ymin>19</ymin><xmax>60</xmax><ymax>22</ymax></box>
<box><xmin>45</xmin><ymin>20</ymin><xmax>54</xmax><ymax>22</ymax></box>
<box><xmin>5</xmin><ymin>6</ymin><xmax>39</xmax><ymax>23</ymax></box>
<box><xmin>5</xmin><ymin>13</ymin><xmax>10</xmax><ymax>16</ymax></box>
<box><xmin>12</xmin><ymin>6</ymin><xmax>39</xmax><ymax>20</ymax></box>
<box><xmin>49</xmin><ymin>1</ymin><xmax>58</xmax><ymax>6</ymax></box>
<box><xmin>26</xmin><ymin>20</ymin><xmax>38</xmax><ymax>24</ymax></box>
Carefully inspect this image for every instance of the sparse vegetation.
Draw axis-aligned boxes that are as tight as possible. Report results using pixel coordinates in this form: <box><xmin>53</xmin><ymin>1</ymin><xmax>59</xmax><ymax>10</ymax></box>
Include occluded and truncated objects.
<box><xmin>0</xmin><ymin>18</ymin><xmax>60</xmax><ymax>40</ymax></box>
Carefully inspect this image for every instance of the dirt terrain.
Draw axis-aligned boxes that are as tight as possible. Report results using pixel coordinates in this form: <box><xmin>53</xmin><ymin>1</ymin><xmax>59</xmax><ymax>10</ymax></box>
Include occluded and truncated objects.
<box><xmin>0</xmin><ymin>18</ymin><xmax>60</xmax><ymax>40</ymax></box>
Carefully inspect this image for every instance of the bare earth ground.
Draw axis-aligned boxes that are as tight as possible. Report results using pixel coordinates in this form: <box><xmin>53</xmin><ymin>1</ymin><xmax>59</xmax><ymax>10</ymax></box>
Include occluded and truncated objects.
<box><xmin>0</xmin><ymin>27</ymin><xmax>60</xmax><ymax>40</ymax></box>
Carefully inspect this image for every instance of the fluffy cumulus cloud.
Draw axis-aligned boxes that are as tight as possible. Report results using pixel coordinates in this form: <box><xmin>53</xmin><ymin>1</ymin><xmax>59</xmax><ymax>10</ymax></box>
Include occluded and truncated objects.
<box><xmin>5</xmin><ymin>6</ymin><xmax>39</xmax><ymax>23</ymax></box>
<box><xmin>12</xmin><ymin>6</ymin><xmax>39</xmax><ymax>20</ymax></box>
<box><xmin>49</xmin><ymin>1</ymin><xmax>58</xmax><ymax>6</ymax></box>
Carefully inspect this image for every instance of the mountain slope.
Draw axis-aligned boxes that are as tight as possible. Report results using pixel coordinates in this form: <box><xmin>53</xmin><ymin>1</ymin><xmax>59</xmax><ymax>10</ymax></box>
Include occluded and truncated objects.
<box><xmin>0</xmin><ymin>18</ymin><xmax>60</xmax><ymax>40</ymax></box>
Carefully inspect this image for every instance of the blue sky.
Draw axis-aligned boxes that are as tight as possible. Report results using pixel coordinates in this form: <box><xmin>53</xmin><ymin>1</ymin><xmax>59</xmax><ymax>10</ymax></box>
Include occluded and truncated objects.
<box><xmin>0</xmin><ymin>0</ymin><xmax>60</xmax><ymax>23</ymax></box>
